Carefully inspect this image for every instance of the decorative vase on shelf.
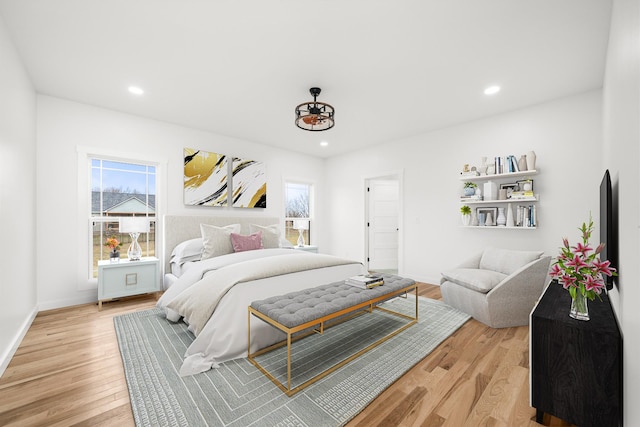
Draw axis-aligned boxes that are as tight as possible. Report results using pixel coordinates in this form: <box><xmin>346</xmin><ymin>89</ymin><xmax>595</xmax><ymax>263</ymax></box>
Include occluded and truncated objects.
<box><xmin>483</xmin><ymin>180</ymin><xmax>498</xmax><ymax>201</ymax></box>
<box><xmin>463</xmin><ymin>187</ymin><xmax>475</xmax><ymax>196</ymax></box>
<box><xmin>471</xmin><ymin>210</ymin><xmax>479</xmax><ymax>226</ymax></box>
<box><xmin>496</xmin><ymin>208</ymin><xmax>507</xmax><ymax>226</ymax></box>
<box><xmin>485</xmin><ymin>212</ymin><xmax>494</xmax><ymax>226</ymax></box>
<box><xmin>479</xmin><ymin>157</ymin><xmax>488</xmax><ymax>175</ymax></box>
<box><xmin>518</xmin><ymin>155</ymin><xmax>527</xmax><ymax>171</ymax></box>
<box><xmin>461</xmin><ymin>214</ymin><xmax>471</xmax><ymax>226</ymax></box>
<box><xmin>570</xmin><ymin>291</ymin><xmax>589</xmax><ymax>321</ymax></box>
<box><xmin>526</xmin><ymin>150</ymin><xmax>537</xmax><ymax>171</ymax></box>
<box><xmin>506</xmin><ymin>203</ymin><xmax>515</xmax><ymax>227</ymax></box>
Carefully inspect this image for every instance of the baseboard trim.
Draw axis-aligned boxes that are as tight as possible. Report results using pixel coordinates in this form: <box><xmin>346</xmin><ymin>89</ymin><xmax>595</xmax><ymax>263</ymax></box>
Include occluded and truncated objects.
<box><xmin>0</xmin><ymin>305</ymin><xmax>38</xmax><ymax>378</ymax></box>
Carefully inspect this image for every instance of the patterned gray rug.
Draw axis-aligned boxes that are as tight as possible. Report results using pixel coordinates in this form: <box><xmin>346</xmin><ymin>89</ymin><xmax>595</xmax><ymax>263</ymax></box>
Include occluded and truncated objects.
<box><xmin>114</xmin><ymin>296</ymin><xmax>470</xmax><ymax>427</ymax></box>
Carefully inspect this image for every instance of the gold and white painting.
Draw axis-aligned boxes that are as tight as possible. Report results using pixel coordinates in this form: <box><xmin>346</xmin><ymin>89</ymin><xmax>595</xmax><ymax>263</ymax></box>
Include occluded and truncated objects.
<box><xmin>184</xmin><ymin>148</ymin><xmax>228</xmax><ymax>206</ymax></box>
<box><xmin>231</xmin><ymin>157</ymin><xmax>266</xmax><ymax>208</ymax></box>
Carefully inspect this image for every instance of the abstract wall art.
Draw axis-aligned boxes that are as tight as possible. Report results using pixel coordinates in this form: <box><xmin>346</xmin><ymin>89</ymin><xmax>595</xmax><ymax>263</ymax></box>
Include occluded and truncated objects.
<box><xmin>183</xmin><ymin>148</ymin><xmax>228</xmax><ymax>206</ymax></box>
<box><xmin>231</xmin><ymin>157</ymin><xmax>267</xmax><ymax>208</ymax></box>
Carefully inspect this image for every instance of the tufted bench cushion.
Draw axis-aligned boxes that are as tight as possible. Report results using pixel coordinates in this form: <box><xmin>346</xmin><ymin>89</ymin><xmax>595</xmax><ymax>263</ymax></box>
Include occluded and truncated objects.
<box><xmin>250</xmin><ymin>274</ymin><xmax>415</xmax><ymax>328</ymax></box>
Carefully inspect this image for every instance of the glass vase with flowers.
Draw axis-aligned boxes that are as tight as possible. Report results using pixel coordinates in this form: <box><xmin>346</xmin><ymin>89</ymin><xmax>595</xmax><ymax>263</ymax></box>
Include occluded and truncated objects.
<box><xmin>549</xmin><ymin>216</ymin><xmax>617</xmax><ymax>320</ymax></box>
<box><xmin>105</xmin><ymin>236</ymin><xmax>122</xmax><ymax>263</ymax></box>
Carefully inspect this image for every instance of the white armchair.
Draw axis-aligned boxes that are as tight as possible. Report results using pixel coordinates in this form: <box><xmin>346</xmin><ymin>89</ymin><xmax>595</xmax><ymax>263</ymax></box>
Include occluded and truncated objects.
<box><xmin>440</xmin><ymin>248</ymin><xmax>551</xmax><ymax>328</ymax></box>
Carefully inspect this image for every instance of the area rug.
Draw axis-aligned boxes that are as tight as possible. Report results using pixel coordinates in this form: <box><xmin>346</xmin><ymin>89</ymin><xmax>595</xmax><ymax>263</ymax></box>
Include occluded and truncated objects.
<box><xmin>114</xmin><ymin>296</ymin><xmax>470</xmax><ymax>427</ymax></box>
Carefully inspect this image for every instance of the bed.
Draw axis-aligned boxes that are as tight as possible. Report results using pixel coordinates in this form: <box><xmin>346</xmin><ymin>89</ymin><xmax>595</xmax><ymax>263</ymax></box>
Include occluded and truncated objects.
<box><xmin>156</xmin><ymin>215</ymin><xmax>367</xmax><ymax>376</ymax></box>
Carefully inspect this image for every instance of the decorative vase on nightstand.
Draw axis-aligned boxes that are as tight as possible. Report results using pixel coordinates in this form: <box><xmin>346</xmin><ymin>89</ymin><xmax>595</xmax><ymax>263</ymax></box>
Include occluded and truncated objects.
<box><xmin>109</xmin><ymin>250</ymin><xmax>120</xmax><ymax>263</ymax></box>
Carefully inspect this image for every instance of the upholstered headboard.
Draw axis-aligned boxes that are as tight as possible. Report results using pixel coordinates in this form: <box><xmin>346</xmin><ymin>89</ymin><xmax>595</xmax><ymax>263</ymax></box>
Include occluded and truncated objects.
<box><xmin>162</xmin><ymin>215</ymin><xmax>280</xmax><ymax>275</ymax></box>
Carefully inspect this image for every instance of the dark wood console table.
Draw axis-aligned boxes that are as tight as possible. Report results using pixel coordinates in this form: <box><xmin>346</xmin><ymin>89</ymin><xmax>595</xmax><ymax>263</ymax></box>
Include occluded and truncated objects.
<box><xmin>530</xmin><ymin>282</ymin><xmax>622</xmax><ymax>427</ymax></box>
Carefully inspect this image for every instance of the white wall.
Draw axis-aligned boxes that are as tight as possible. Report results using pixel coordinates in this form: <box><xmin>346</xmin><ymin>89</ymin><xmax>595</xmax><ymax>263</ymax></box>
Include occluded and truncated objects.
<box><xmin>603</xmin><ymin>0</ymin><xmax>640</xmax><ymax>424</ymax></box>
<box><xmin>325</xmin><ymin>91</ymin><xmax>602</xmax><ymax>284</ymax></box>
<box><xmin>36</xmin><ymin>96</ymin><xmax>326</xmax><ymax>310</ymax></box>
<box><xmin>0</xmin><ymin>15</ymin><xmax>37</xmax><ymax>375</ymax></box>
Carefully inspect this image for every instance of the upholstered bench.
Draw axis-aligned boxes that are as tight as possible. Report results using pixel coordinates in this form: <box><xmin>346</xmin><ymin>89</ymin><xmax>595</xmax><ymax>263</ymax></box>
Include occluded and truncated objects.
<box><xmin>248</xmin><ymin>274</ymin><xmax>417</xmax><ymax>396</ymax></box>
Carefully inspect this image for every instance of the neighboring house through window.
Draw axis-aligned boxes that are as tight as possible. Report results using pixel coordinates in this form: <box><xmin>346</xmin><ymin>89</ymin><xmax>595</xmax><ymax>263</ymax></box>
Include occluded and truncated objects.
<box><xmin>90</xmin><ymin>159</ymin><xmax>156</xmax><ymax>278</ymax></box>
<box><xmin>284</xmin><ymin>181</ymin><xmax>312</xmax><ymax>246</ymax></box>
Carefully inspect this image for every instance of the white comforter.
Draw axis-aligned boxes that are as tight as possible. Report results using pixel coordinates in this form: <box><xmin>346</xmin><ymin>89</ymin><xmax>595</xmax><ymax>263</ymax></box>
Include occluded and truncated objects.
<box><xmin>156</xmin><ymin>248</ymin><xmax>366</xmax><ymax>376</ymax></box>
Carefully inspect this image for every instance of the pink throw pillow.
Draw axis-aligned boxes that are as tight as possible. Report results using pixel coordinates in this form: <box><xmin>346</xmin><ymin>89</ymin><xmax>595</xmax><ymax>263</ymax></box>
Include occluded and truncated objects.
<box><xmin>230</xmin><ymin>231</ymin><xmax>264</xmax><ymax>252</ymax></box>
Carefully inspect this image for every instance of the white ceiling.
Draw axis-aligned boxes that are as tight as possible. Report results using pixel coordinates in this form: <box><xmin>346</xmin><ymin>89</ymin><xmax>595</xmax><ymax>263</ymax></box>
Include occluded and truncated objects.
<box><xmin>0</xmin><ymin>0</ymin><xmax>612</xmax><ymax>158</ymax></box>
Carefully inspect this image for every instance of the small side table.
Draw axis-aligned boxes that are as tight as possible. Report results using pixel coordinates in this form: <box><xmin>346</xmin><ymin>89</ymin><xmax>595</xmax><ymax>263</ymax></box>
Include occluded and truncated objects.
<box><xmin>98</xmin><ymin>257</ymin><xmax>161</xmax><ymax>310</ymax></box>
<box><xmin>294</xmin><ymin>245</ymin><xmax>318</xmax><ymax>253</ymax></box>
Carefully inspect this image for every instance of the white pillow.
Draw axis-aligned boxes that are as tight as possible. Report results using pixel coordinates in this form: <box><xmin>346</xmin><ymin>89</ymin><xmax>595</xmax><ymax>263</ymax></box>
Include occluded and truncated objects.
<box><xmin>479</xmin><ymin>248</ymin><xmax>543</xmax><ymax>275</ymax></box>
<box><xmin>249</xmin><ymin>224</ymin><xmax>281</xmax><ymax>248</ymax></box>
<box><xmin>200</xmin><ymin>223</ymin><xmax>241</xmax><ymax>260</ymax></box>
<box><xmin>441</xmin><ymin>268</ymin><xmax>507</xmax><ymax>293</ymax></box>
<box><xmin>169</xmin><ymin>238</ymin><xmax>204</xmax><ymax>264</ymax></box>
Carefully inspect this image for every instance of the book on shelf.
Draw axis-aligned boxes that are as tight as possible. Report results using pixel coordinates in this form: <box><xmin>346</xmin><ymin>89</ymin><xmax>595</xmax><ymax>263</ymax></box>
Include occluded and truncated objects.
<box><xmin>516</xmin><ymin>204</ymin><xmax>536</xmax><ymax>227</ymax></box>
<box><xmin>460</xmin><ymin>195</ymin><xmax>483</xmax><ymax>201</ymax></box>
<box><xmin>510</xmin><ymin>155</ymin><xmax>520</xmax><ymax>172</ymax></box>
<box><xmin>346</xmin><ymin>274</ymin><xmax>384</xmax><ymax>289</ymax></box>
<box><xmin>510</xmin><ymin>190</ymin><xmax>535</xmax><ymax>200</ymax></box>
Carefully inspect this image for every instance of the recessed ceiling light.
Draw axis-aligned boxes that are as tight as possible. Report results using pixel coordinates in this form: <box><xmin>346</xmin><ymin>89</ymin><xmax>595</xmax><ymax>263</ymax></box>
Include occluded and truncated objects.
<box><xmin>320</xmin><ymin>141</ymin><xmax>329</xmax><ymax>147</ymax></box>
<box><xmin>128</xmin><ymin>86</ymin><xmax>144</xmax><ymax>95</ymax></box>
<box><xmin>484</xmin><ymin>85</ymin><xmax>501</xmax><ymax>95</ymax></box>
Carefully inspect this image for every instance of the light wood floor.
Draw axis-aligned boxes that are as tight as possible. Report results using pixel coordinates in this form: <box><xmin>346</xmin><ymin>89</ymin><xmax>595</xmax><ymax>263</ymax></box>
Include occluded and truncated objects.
<box><xmin>0</xmin><ymin>284</ymin><xmax>574</xmax><ymax>427</ymax></box>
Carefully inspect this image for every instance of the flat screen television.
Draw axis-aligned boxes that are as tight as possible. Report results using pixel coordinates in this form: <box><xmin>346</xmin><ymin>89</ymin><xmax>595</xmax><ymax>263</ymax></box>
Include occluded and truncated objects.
<box><xmin>600</xmin><ymin>169</ymin><xmax>617</xmax><ymax>290</ymax></box>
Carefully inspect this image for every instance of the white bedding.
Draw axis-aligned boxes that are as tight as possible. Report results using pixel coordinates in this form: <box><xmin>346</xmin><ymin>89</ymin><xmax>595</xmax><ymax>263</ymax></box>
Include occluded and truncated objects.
<box><xmin>156</xmin><ymin>248</ymin><xmax>366</xmax><ymax>376</ymax></box>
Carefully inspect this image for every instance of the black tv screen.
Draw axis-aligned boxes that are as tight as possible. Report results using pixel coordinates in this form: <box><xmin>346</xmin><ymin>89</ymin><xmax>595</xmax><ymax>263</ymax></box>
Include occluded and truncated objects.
<box><xmin>600</xmin><ymin>169</ymin><xmax>617</xmax><ymax>290</ymax></box>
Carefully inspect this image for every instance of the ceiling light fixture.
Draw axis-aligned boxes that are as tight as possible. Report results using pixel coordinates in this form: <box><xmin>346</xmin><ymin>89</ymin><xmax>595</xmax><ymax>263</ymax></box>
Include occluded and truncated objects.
<box><xmin>295</xmin><ymin>87</ymin><xmax>335</xmax><ymax>131</ymax></box>
<box><xmin>320</xmin><ymin>141</ymin><xmax>329</xmax><ymax>147</ymax></box>
<box><xmin>484</xmin><ymin>85</ymin><xmax>501</xmax><ymax>95</ymax></box>
<box><xmin>128</xmin><ymin>86</ymin><xmax>144</xmax><ymax>95</ymax></box>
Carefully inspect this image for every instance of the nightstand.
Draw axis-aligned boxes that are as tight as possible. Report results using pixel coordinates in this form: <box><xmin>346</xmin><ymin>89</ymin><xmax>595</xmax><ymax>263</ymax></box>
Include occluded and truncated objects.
<box><xmin>294</xmin><ymin>245</ymin><xmax>318</xmax><ymax>253</ymax></box>
<box><xmin>98</xmin><ymin>257</ymin><xmax>161</xmax><ymax>309</ymax></box>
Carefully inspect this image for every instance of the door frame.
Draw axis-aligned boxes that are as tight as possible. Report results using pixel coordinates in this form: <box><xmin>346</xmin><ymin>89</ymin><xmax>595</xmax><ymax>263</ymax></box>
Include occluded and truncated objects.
<box><xmin>364</xmin><ymin>170</ymin><xmax>403</xmax><ymax>274</ymax></box>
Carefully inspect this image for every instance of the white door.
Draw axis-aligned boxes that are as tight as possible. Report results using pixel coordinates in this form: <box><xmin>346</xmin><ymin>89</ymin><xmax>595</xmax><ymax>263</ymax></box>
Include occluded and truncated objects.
<box><xmin>367</xmin><ymin>179</ymin><xmax>399</xmax><ymax>271</ymax></box>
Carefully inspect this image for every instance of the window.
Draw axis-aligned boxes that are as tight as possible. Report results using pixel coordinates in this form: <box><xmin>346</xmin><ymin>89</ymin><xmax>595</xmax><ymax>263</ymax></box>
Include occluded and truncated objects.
<box><xmin>90</xmin><ymin>159</ymin><xmax>156</xmax><ymax>278</ymax></box>
<box><xmin>284</xmin><ymin>181</ymin><xmax>312</xmax><ymax>246</ymax></box>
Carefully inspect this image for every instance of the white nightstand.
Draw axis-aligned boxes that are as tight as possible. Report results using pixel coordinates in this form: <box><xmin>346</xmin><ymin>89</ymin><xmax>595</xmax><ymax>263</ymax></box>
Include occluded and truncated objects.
<box><xmin>98</xmin><ymin>257</ymin><xmax>161</xmax><ymax>309</ymax></box>
<box><xmin>294</xmin><ymin>245</ymin><xmax>318</xmax><ymax>253</ymax></box>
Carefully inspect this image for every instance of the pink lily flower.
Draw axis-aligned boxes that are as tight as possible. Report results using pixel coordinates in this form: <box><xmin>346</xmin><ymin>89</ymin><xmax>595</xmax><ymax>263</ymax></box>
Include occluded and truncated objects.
<box><xmin>566</xmin><ymin>254</ymin><xmax>588</xmax><ymax>272</ymax></box>
<box><xmin>549</xmin><ymin>263</ymin><xmax>563</xmax><ymax>279</ymax></box>
<box><xmin>592</xmin><ymin>258</ymin><xmax>616</xmax><ymax>277</ymax></box>
<box><xmin>584</xmin><ymin>275</ymin><xmax>605</xmax><ymax>294</ymax></box>
<box><xmin>559</xmin><ymin>275</ymin><xmax>577</xmax><ymax>289</ymax></box>
<box><xmin>572</xmin><ymin>242</ymin><xmax>592</xmax><ymax>256</ymax></box>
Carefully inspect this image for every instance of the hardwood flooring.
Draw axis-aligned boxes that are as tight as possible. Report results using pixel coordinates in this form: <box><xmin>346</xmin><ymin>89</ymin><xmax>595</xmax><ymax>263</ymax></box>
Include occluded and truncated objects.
<box><xmin>0</xmin><ymin>284</ymin><xmax>574</xmax><ymax>427</ymax></box>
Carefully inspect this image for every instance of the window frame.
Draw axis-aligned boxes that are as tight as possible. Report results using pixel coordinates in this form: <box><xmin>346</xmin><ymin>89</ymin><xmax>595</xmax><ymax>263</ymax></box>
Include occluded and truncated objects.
<box><xmin>89</xmin><ymin>158</ymin><xmax>158</xmax><ymax>279</ymax></box>
<box><xmin>77</xmin><ymin>145</ymin><xmax>165</xmax><ymax>287</ymax></box>
<box><xmin>284</xmin><ymin>180</ymin><xmax>314</xmax><ymax>246</ymax></box>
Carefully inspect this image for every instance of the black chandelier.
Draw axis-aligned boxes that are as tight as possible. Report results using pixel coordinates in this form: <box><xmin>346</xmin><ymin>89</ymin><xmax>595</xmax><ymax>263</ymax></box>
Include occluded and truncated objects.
<box><xmin>295</xmin><ymin>87</ymin><xmax>335</xmax><ymax>131</ymax></box>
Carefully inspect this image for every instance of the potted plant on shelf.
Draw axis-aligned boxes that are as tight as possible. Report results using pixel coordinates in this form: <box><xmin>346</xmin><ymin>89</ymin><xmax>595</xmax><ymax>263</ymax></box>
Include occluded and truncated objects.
<box><xmin>460</xmin><ymin>205</ymin><xmax>472</xmax><ymax>226</ymax></box>
<box><xmin>463</xmin><ymin>182</ymin><xmax>477</xmax><ymax>196</ymax></box>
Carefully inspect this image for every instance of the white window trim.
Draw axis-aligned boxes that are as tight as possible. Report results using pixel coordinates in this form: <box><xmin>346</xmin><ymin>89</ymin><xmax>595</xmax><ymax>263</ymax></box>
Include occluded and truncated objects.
<box><xmin>283</xmin><ymin>178</ymin><xmax>315</xmax><ymax>245</ymax></box>
<box><xmin>76</xmin><ymin>145</ymin><xmax>167</xmax><ymax>290</ymax></box>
